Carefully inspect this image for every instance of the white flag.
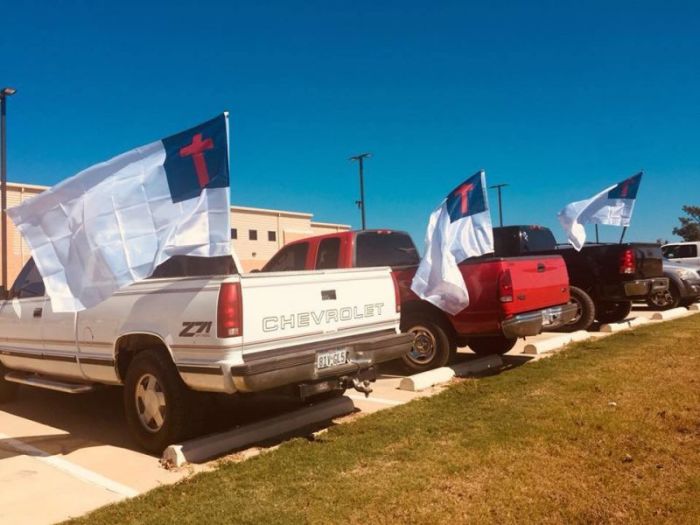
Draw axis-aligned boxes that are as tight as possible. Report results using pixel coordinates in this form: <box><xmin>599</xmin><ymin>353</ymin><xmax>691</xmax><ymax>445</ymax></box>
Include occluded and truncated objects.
<box><xmin>9</xmin><ymin>114</ymin><xmax>232</xmax><ymax>312</ymax></box>
<box><xmin>411</xmin><ymin>171</ymin><xmax>494</xmax><ymax>315</ymax></box>
<box><xmin>558</xmin><ymin>172</ymin><xmax>642</xmax><ymax>251</ymax></box>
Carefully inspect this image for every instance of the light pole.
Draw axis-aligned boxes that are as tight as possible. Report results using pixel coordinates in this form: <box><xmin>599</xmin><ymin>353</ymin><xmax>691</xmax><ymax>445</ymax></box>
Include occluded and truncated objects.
<box><xmin>1</xmin><ymin>87</ymin><xmax>17</xmax><ymax>297</ymax></box>
<box><xmin>489</xmin><ymin>183</ymin><xmax>508</xmax><ymax>227</ymax></box>
<box><xmin>350</xmin><ymin>153</ymin><xmax>370</xmax><ymax>230</ymax></box>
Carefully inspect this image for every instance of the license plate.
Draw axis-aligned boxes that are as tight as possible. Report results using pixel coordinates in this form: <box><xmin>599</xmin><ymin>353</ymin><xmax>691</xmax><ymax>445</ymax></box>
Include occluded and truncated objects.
<box><xmin>316</xmin><ymin>348</ymin><xmax>348</xmax><ymax>370</ymax></box>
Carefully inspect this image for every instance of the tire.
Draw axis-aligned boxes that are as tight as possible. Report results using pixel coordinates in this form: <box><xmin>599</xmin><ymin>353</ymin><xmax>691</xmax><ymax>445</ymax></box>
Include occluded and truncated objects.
<box><xmin>123</xmin><ymin>349</ymin><xmax>196</xmax><ymax>454</ymax></box>
<box><xmin>595</xmin><ymin>301</ymin><xmax>632</xmax><ymax>324</ymax></box>
<box><xmin>647</xmin><ymin>282</ymin><xmax>680</xmax><ymax>311</ymax></box>
<box><xmin>401</xmin><ymin>314</ymin><xmax>453</xmax><ymax>373</ymax></box>
<box><xmin>468</xmin><ymin>335</ymin><xmax>517</xmax><ymax>356</ymax></box>
<box><xmin>553</xmin><ymin>286</ymin><xmax>596</xmax><ymax>332</ymax></box>
<box><xmin>0</xmin><ymin>363</ymin><xmax>18</xmax><ymax>403</ymax></box>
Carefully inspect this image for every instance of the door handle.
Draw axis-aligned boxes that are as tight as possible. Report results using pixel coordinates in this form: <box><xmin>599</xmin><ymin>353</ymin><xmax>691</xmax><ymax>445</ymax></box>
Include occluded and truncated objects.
<box><xmin>33</xmin><ymin>307</ymin><xmax>43</xmax><ymax>318</ymax></box>
<box><xmin>537</xmin><ymin>263</ymin><xmax>546</xmax><ymax>273</ymax></box>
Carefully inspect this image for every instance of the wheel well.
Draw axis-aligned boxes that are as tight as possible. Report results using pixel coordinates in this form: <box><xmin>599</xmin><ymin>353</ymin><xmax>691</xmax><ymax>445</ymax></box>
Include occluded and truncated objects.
<box><xmin>400</xmin><ymin>300</ymin><xmax>458</xmax><ymax>348</ymax></box>
<box><xmin>115</xmin><ymin>334</ymin><xmax>171</xmax><ymax>382</ymax></box>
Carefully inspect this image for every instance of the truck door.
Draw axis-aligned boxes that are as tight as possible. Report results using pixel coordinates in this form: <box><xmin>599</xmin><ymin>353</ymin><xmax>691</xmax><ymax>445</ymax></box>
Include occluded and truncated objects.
<box><xmin>0</xmin><ymin>259</ymin><xmax>79</xmax><ymax>378</ymax></box>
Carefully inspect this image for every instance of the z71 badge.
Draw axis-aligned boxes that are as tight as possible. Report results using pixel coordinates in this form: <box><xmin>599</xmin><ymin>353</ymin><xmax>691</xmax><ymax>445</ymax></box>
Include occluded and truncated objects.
<box><xmin>179</xmin><ymin>321</ymin><xmax>213</xmax><ymax>337</ymax></box>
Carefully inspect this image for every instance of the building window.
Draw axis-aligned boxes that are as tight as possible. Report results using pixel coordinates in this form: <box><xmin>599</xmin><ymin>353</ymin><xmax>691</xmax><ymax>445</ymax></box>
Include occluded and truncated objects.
<box><xmin>268</xmin><ymin>231</ymin><xmax>277</xmax><ymax>242</ymax></box>
<box><xmin>230</xmin><ymin>228</ymin><xmax>237</xmax><ymax>240</ymax></box>
<box><xmin>249</xmin><ymin>229</ymin><xmax>258</xmax><ymax>241</ymax></box>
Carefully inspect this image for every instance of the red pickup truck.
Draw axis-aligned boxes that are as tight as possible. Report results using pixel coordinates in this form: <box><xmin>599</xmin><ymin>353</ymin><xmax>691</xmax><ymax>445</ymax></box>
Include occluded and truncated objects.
<box><xmin>262</xmin><ymin>230</ymin><xmax>576</xmax><ymax>372</ymax></box>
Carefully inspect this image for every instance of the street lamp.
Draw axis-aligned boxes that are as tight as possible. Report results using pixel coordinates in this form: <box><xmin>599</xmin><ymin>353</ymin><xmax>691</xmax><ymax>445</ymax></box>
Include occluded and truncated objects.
<box><xmin>1</xmin><ymin>86</ymin><xmax>17</xmax><ymax>297</ymax></box>
<box><xmin>350</xmin><ymin>153</ymin><xmax>370</xmax><ymax>230</ymax></box>
<box><xmin>489</xmin><ymin>183</ymin><xmax>508</xmax><ymax>227</ymax></box>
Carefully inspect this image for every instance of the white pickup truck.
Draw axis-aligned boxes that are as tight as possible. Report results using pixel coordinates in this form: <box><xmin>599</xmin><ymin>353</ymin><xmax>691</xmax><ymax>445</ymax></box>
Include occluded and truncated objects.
<box><xmin>0</xmin><ymin>255</ymin><xmax>412</xmax><ymax>452</ymax></box>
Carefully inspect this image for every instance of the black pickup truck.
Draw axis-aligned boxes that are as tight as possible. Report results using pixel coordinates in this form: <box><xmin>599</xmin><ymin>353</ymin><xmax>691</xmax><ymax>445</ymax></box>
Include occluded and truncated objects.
<box><xmin>493</xmin><ymin>225</ymin><xmax>669</xmax><ymax>331</ymax></box>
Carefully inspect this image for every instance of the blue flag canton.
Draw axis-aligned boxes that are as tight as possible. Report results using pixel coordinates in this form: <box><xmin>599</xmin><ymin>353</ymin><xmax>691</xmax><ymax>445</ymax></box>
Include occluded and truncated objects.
<box><xmin>162</xmin><ymin>114</ymin><xmax>229</xmax><ymax>203</ymax></box>
<box><xmin>445</xmin><ymin>172</ymin><xmax>487</xmax><ymax>223</ymax></box>
<box><xmin>607</xmin><ymin>173</ymin><xmax>642</xmax><ymax>200</ymax></box>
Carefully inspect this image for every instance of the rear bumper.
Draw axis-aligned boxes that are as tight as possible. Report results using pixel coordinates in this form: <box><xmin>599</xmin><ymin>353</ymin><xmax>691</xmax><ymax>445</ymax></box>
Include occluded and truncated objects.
<box><xmin>501</xmin><ymin>303</ymin><xmax>579</xmax><ymax>338</ymax></box>
<box><xmin>602</xmin><ymin>278</ymin><xmax>669</xmax><ymax>301</ymax></box>
<box><xmin>229</xmin><ymin>332</ymin><xmax>413</xmax><ymax>393</ymax></box>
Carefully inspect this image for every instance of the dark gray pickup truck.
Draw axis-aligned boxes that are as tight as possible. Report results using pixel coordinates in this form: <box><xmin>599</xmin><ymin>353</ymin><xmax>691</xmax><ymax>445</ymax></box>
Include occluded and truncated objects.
<box><xmin>493</xmin><ymin>225</ymin><xmax>669</xmax><ymax>331</ymax></box>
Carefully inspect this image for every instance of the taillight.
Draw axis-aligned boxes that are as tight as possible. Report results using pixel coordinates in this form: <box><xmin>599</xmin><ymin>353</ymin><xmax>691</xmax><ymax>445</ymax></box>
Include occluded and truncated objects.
<box><xmin>498</xmin><ymin>269</ymin><xmax>513</xmax><ymax>303</ymax></box>
<box><xmin>390</xmin><ymin>272</ymin><xmax>401</xmax><ymax>313</ymax></box>
<box><xmin>217</xmin><ymin>282</ymin><xmax>243</xmax><ymax>338</ymax></box>
<box><xmin>619</xmin><ymin>249</ymin><xmax>636</xmax><ymax>275</ymax></box>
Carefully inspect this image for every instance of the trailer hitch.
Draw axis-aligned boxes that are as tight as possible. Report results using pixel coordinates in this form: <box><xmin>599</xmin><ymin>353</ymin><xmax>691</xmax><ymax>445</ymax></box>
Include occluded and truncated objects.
<box><xmin>350</xmin><ymin>376</ymin><xmax>373</xmax><ymax>397</ymax></box>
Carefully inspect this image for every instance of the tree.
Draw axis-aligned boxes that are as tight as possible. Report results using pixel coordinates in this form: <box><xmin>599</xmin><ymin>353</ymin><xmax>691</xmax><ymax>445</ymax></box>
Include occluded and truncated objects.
<box><xmin>672</xmin><ymin>205</ymin><xmax>700</xmax><ymax>241</ymax></box>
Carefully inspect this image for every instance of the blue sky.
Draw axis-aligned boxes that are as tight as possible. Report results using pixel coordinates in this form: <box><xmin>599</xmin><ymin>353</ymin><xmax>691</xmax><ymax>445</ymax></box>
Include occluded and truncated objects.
<box><xmin>3</xmin><ymin>1</ymin><xmax>699</xmax><ymax>248</ymax></box>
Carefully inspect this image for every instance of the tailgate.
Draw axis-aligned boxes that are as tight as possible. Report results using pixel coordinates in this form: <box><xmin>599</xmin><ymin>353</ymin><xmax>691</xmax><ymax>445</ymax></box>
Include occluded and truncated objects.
<box><xmin>502</xmin><ymin>255</ymin><xmax>570</xmax><ymax>316</ymax></box>
<box><xmin>238</xmin><ymin>267</ymin><xmax>399</xmax><ymax>352</ymax></box>
<box><xmin>631</xmin><ymin>244</ymin><xmax>664</xmax><ymax>279</ymax></box>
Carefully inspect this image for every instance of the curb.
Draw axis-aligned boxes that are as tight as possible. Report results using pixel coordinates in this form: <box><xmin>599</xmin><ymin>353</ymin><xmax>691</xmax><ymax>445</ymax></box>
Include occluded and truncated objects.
<box><xmin>651</xmin><ymin>307</ymin><xmax>691</xmax><ymax>321</ymax></box>
<box><xmin>398</xmin><ymin>367</ymin><xmax>454</xmax><ymax>392</ymax></box>
<box><xmin>522</xmin><ymin>331</ymin><xmax>593</xmax><ymax>355</ymax></box>
<box><xmin>162</xmin><ymin>396</ymin><xmax>355</xmax><ymax>467</ymax></box>
<box><xmin>688</xmin><ymin>303</ymin><xmax>699</xmax><ymax>311</ymax></box>
<box><xmin>600</xmin><ymin>316</ymin><xmax>650</xmax><ymax>333</ymax></box>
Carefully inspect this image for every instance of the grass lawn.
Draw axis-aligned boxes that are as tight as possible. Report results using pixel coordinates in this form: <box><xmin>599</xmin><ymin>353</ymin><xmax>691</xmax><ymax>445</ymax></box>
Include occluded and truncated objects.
<box><xmin>69</xmin><ymin>316</ymin><xmax>700</xmax><ymax>524</ymax></box>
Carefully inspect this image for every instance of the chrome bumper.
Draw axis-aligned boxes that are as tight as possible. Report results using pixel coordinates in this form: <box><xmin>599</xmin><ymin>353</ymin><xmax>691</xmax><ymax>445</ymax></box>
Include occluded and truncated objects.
<box><xmin>501</xmin><ymin>303</ymin><xmax>579</xmax><ymax>338</ymax></box>
<box><xmin>229</xmin><ymin>332</ymin><xmax>413</xmax><ymax>393</ymax></box>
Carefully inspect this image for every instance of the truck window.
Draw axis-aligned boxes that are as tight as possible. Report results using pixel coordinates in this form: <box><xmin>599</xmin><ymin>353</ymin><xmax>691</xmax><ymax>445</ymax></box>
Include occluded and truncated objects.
<box><xmin>149</xmin><ymin>255</ymin><xmax>238</xmax><ymax>278</ymax></box>
<box><xmin>263</xmin><ymin>243</ymin><xmax>309</xmax><ymax>272</ymax></box>
<box><xmin>10</xmin><ymin>259</ymin><xmax>45</xmax><ymax>298</ymax></box>
<box><xmin>355</xmin><ymin>232</ymin><xmax>419</xmax><ymax>267</ymax></box>
<box><xmin>519</xmin><ymin>228</ymin><xmax>557</xmax><ymax>252</ymax></box>
<box><xmin>316</xmin><ymin>238</ymin><xmax>341</xmax><ymax>269</ymax></box>
<box><xmin>663</xmin><ymin>244</ymin><xmax>697</xmax><ymax>259</ymax></box>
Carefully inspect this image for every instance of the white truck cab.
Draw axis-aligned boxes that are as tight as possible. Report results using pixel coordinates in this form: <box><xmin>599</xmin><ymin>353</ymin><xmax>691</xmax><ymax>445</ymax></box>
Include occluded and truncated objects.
<box><xmin>0</xmin><ymin>255</ymin><xmax>412</xmax><ymax>452</ymax></box>
<box><xmin>662</xmin><ymin>242</ymin><xmax>700</xmax><ymax>269</ymax></box>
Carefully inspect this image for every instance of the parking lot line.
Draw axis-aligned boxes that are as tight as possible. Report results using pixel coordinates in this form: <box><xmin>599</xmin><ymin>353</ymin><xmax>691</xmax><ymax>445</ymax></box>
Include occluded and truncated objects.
<box><xmin>0</xmin><ymin>432</ymin><xmax>139</xmax><ymax>499</ymax></box>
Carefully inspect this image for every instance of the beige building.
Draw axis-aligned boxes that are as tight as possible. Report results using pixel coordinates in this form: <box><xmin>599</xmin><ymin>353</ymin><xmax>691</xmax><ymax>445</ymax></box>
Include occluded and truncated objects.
<box><xmin>1</xmin><ymin>181</ymin><xmax>350</xmax><ymax>284</ymax></box>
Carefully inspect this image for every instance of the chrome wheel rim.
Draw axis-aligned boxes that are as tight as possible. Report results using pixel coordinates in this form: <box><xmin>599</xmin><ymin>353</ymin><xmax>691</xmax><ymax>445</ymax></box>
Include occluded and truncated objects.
<box><xmin>650</xmin><ymin>290</ymin><xmax>672</xmax><ymax>308</ymax></box>
<box><xmin>408</xmin><ymin>325</ymin><xmax>436</xmax><ymax>364</ymax></box>
<box><xmin>135</xmin><ymin>373</ymin><xmax>166</xmax><ymax>433</ymax></box>
<box><xmin>567</xmin><ymin>297</ymin><xmax>583</xmax><ymax>325</ymax></box>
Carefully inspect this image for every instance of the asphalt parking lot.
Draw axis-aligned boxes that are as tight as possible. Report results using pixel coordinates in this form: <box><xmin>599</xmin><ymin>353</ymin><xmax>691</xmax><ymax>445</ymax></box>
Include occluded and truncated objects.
<box><xmin>0</xmin><ymin>307</ymin><xmax>691</xmax><ymax>524</ymax></box>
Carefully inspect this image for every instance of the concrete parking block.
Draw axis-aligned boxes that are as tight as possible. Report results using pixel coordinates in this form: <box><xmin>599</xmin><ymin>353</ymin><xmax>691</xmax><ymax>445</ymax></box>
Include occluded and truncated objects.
<box><xmin>162</xmin><ymin>396</ymin><xmax>355</xmax><ymax>467</ymax></box>
<box><xmin>570</xmin><ymin>330</ymin><xmax>594</xmax><ymax>342</ymax></box>
<box><xmin>451</xmin><ymin>355</ymin><xmax>503</xmax><ymax>377</ymax></box>
<box><xmin>398</xmin><ymin>367</ymin><xmax>455</xmax><ymax>392</ymax></box>
<box><xmin>522</xmin><ymin>334</ymin><xmax>573</xmax><ymax>355</ymax></box>
<box><xmin>651</xmin><ymin>307</ymin><xmax>691</xmax><ymax>321</ymax></box>
<box><xmin>689</xmin><ymin>303</ymin><xmax>699</xmax><ymax>311</ymax></box>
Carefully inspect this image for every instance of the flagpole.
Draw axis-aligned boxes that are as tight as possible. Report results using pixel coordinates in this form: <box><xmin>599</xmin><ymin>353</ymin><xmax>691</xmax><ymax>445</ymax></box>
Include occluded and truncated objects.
<box><xmin>619</xmin><ymin>226</ymin><xmax>627</xmax><ymax>244</ymax></box>
<box><xmin>0</xmin><ymin>87</ymin><xmax>17</xmax><ymax>298</ymax></box>
<box><xmin>595</xmin><ymin>224</ymin><xmax>599</xmax><ymax>243</ymax></box>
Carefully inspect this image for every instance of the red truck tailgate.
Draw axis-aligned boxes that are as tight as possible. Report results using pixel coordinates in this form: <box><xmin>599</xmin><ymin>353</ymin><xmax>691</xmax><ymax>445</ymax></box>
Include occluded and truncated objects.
<box><xmin>500</xmin><ymin>255</ymin><xmax>570</xmax><ymax>316</ymax></box>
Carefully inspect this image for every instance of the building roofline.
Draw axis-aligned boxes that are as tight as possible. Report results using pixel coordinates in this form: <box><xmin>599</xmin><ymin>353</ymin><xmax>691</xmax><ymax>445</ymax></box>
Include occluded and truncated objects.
<box><xmin>8</xmin><ymin>181</ymin><xmax>49</xmax><ymax>191</ymax></box>
<box><xmin>230</xmin><ymin>204</ymin><xmax>312</xmax><ymax>218</ymax></box>
<box><xmin>311</xmin><ymin>221</ymin><xmax>351</xmax><ymax>229</ymax></box>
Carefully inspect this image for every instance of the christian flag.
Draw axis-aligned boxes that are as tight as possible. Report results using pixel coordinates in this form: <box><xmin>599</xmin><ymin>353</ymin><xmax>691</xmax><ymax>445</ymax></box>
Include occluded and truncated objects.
<box><xmin>557</xmin><ymin>172</ymin><xmax>642</xmax><ymax>251</ymax></box>
<box><xmin>8</xmin><ymin>114</ymin><xmax>231</xmax><ymax>312</ymax></box>
<box><xmin>411</xmin><ymin>170</ymin><xmax>494</xmax><ymax>315</ymax></box>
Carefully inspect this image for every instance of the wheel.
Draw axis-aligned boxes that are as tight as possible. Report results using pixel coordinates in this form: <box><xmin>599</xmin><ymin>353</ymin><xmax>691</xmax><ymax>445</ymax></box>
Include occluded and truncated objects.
<box><xmin>595</xmin><ymin>301</ymin><xmax>632</xmax><ymax>324</ymax></box>
<box><xmin>0</xmin><ymin>363</ymin><xmax>18</xmax><ymax>403</ymax></box>
<box><xmin>401</xmin><ymin>314</ymin><xmax>453</xmax><ymax>373</ymax></box>
<box><xmin>553</xmin><ymin>286</ymin><xmax>596</xmax><ymax>332</ymax></box>
<box><xmin>123</xmin><ymin>349</ymin><xmax>196</xmax><ymax>454</ymax></box>
<box><xmin>468</xmin><ymin>335</ymin><xmax>517</xmax><ymax>355</ymax></box>
<box><xmin>647</xmin><ymin>282</ymin><xmax>680</xmax><ymax>310</ymax></box>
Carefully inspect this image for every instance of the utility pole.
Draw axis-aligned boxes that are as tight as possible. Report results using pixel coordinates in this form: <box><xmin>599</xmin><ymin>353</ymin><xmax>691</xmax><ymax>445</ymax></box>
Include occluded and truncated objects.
<box><xmin>1</xmin><ymin>87</ymin><xmax>17</xmax><ymax>297</ymax></box>
<box><xmin>489</xmin><ymin>183</ymin><xmax>508</xmax><ymax>227</ymax></box>
<box><xmin>350</xmin><ymin>153</ymin><xmax>370</xmax><ymax>230</ymax></box>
